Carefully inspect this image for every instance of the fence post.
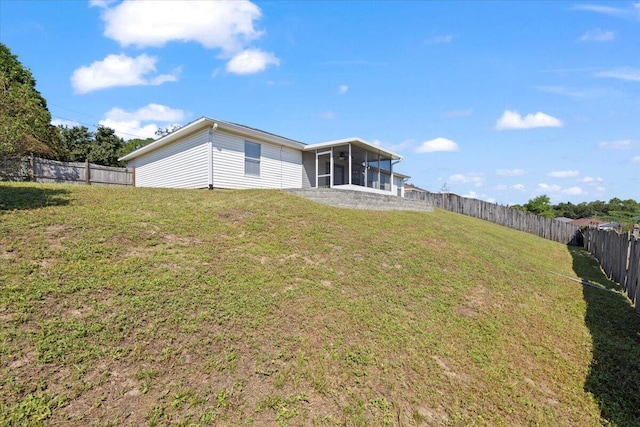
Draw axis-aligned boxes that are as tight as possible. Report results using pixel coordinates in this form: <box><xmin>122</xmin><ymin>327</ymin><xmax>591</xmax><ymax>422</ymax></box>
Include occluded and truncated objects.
<box><xmin>29</xmin><ymin>153</ymin><xmax>35</xmax><ymax>182</ymax></box>
<box><xmin>85</xmin><ymin>160</ymin><xmax>91</xmax><ymax>185</ymax></box>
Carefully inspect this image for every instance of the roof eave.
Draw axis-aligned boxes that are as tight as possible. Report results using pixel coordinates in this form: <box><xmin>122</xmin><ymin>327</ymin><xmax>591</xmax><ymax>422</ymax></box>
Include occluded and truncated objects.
<box><xmin>304</xmin><ymin>137</ymin><xmax>403</xmax><ymax>160</ymax></box>
<box><xmin>119</xmin><ymin>117</ymin><xmax>306</xmax><ymax>162</ymax></box>
<box><xmin>119</xmin><ymin>117</ymin><xmax>211</xmax><ymax>162</ymax></box>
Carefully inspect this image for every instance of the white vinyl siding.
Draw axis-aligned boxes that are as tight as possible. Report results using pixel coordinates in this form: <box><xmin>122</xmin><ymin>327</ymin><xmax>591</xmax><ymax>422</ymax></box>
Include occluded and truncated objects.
<box><xmin>393</xmin><ymin>176</ymin><xmax>404</xmax><ymax>197</ymax></box>
<box><xmin>211</xmin><ymin>130</ymin><xmax>302</xmax><ymax>189</ymax></box>
<box><xmin>130</xmin><ymin>129</ymin><xmax>209</xmax><ymax>188</ymax></box>
<box><xmin>302</xmin><ymin>151</ymin><xmax>316</xmax><ymax>188</ymax></box>
<box><xmin>244</xmin><ymin>141</ymin><xmax>261</xmax><ymax>176</ymax></box>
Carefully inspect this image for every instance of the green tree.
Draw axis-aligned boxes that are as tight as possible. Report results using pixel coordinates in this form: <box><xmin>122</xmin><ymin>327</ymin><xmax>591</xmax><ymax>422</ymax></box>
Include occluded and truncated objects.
<box><xmin>554</xmin><ymin>201</ymin><xmax>576</xmax><ymax>218</ymax></box>
<box><xmin>0</xmin><ymin>43</ymin><xmax>60</xmax><ymax>159</ymax></box>
<box><xmin>120</xmin><ymin>137</ymin><xmax>154</xmax><ymax>157</ymax></box>
<box><xmin>88</xmin><ymin>126</ymin><xmax>124</xmax><ymax>167</ymax></box>
<box><xmin>155</xmin><ymin>125</ymin><xmax>181</xmax><ymax>138</ymax></box>
<box><xmin>523</xmin><ymin>195</ymin><xmax>555</xmax><ymax>218</ymax></box>
<box><xmin>58</xmin><ymin>125</ymin><xmax>93</xmax><ymax>162</ymax></box>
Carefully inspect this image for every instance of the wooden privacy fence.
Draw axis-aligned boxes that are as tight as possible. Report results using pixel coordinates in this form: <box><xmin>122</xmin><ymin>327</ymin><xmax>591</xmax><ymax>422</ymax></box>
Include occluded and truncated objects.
<box><xmin>583</xmin><ymin>227</ymin><xmax>640</xmax><ymax>308</ymax></box>
<box><xmin>405</xmin><ymin>191</ymin><xmax>581</xmax><ymax>245</ymax></box>
<box><xmin>0</xmin><ymin>156</ymin><xmax>133</xmax><ymax>187</ymax></box>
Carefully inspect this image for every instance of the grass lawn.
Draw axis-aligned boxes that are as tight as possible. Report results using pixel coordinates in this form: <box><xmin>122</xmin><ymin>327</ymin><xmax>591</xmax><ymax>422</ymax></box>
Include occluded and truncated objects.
<box><xmin>1</xmin><ymin>183</ymin><xmax>639</xmax><ymax>426</ymax></box>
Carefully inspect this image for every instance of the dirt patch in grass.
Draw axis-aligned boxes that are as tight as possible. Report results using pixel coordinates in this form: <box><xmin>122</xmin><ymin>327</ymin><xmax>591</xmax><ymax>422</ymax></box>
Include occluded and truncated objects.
<box><xmin>217</xmin><ymin>209</ymin><xmax>254</xmax><ymax>223</ymax></box>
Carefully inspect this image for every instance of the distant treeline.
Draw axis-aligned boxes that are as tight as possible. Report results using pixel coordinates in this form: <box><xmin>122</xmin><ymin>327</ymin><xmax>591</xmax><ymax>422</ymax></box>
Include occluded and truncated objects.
<box><xmin>552</xmin><ymin>199</ymin><xmax>640</xmax><ymax>223</ymax></box>
<box><xmin>508</xmin><ymin>195</ymin><xmax>640</xmax><ymax>224</ymax></box>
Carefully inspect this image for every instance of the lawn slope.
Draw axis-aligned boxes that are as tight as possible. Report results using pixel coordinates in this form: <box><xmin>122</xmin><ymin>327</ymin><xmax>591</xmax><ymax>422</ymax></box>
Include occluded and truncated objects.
<box><xmin>1</xmin><ymin>183</ymin><xmax>639</xmax><ymax>426</ymax></box>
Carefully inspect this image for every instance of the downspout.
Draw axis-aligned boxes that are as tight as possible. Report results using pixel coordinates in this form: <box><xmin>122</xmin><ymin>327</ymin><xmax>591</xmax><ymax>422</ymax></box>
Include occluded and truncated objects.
<box><xmin>208</xmin><ymin>123</ymin><xmax>218</xmax><ymax>189</ymax></box>
<box><xmin>391</xmin><ymin>159</ymin><xmax>401</xmax><ymax>196</ymax></box>
<box><xmin>348</xmin><ymin>143</ymin><xmax>352</xmax><ymax>186</ymax></box>
<box><xmin>330</xmin><ymin>147</ymin><xmax>334</xmax><ymax>187</ymax></box>
<box><xmin>280</xmin><ymin>145</ymin><xmax>283</xmax><ymax>189</ymax></box>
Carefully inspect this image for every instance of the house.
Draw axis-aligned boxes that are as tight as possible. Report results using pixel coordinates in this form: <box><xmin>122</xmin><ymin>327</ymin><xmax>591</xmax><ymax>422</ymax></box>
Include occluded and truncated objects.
<box><xmin>598</xmin><ymin>222</ymin><xmax>621</xmax><ymax>231</ymax></box>
<box><xmin>404</xmin><ymin>183</ymin><xmax>429</xmax><ymax>197</ymax></box>
<box><xmin>554</xmin><ymin>217</ymin><xmax>574</xmax><ymax>223</ymax></box>
<box><xmin>569</xmin><ymin>217</ymin><xmax>607</xmax><ymax>228</ymax></box>
<box><xmin>119</xmin><ymin>117</ymin><xmax>408</xmax><ymax>196</ymax></box>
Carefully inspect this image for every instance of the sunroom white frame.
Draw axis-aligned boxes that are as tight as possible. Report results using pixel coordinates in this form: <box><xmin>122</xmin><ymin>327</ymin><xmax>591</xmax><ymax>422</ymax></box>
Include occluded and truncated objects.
<box><xmin>305</xmin><ymin>137</ymin><xmax>405</xmax><ymax>195</ymax></box>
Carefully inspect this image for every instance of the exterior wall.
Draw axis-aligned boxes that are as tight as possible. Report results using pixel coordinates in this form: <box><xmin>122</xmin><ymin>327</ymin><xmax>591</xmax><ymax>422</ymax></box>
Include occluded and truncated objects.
<box><xmin>130</xmin><ymin>129</ymin><xmax>209</xmax><ymax>188</ymax></box>
<box><xmin>302</xmin><ymin>151</ymin><xmax>316</xmax><ymax>188</ymax></box>
<box><xmin>211</xmin><ymin>130</ymin><xmax>302</xmax><ymax>189</ymax></box>
<box><xmin>393</xmin><ymin>176</ymin><xmax>405</xmax><ymax>197</ymax></box>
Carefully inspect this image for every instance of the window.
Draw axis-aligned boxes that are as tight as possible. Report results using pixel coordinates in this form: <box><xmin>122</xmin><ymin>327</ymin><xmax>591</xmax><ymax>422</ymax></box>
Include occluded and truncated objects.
<box><xmin>244</xmin><ymin>141</ymin><xmax>261</xmax><ymax>176</ymax></box>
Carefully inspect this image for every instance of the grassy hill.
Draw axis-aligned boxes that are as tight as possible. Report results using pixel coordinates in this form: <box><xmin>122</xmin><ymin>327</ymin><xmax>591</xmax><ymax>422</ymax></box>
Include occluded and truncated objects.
<box><xmin>1</xmin><ymin>183</ymin><xmax>639</xmax><ymax>426</ymax></box>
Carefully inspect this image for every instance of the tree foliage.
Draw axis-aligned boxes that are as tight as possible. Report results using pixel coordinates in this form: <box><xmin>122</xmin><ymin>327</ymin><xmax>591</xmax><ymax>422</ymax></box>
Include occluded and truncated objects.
<box><xmin>553</xmin><ymin>198</ymin><xmax>640</xmax><ymax>223</ymax></box>
<box><xmin>57</xmin><ymin>125</ymin><xmax>125</xmax><ymax>167</ymax></box>
<box><xmin>155</xmin><ymin>125</ymin><xmax>182</xmax><ymax>138</ymax></box>
<box><xmin>520</xmin><ymin>195</ymin><xmax>640</xmax><ymax>224</ymax></box>
<box><xmin>121</xmin><ymin>137</ymin><xmax>154</xmax><ymax>157</ymax></box>
<box><xmin>89</xmin><ymin>126</ymin><xmax>124</xmax><ymax>166</ymax></box>
<box><xmin>523</xmin><ymin>195</ymin><xmax>555</xmax><ymax>218</ymax></box>
<box><xmin>0</xmin><ymin>43</ymin><xmax>60</xmax><ymax>159</ymax></box>
<box><xmin>58</xmin><ymin>125</ymin><xmax>93</xmax><ymax>162</ymax></box>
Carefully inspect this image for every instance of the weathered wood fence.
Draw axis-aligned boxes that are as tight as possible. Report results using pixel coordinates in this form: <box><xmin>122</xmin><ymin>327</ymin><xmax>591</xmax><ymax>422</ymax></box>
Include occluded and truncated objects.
<box><xmin>583</xmin><ymin>227</ymin><xmax>640</xmax><ymax>308</ymax></box>
<box><xmin>405</xmin><ymin>191</ymin><xmax>581</xmax><ymax>245</ymax></box>
<box><xmin>0</xmin><ymin>156</ymin><xmax>133</xmax><ymax>187</ymax></box>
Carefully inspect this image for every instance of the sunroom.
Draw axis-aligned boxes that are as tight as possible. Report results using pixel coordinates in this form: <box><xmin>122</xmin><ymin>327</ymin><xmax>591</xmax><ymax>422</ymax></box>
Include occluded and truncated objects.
<box><xmin>302</xmin><ymin>138</ymin><xmax>407</xmax><ymax>197</ymax></box>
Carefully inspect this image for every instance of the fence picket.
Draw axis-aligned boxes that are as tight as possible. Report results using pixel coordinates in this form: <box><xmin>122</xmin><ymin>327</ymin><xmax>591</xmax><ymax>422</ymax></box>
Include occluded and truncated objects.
<box><xmin>1</xmin><ymin>156</ymin><xmax>132</xmax><ymax>187</ymax></box>
<box><xmin>406</xmin><ymin>191</ymin><xmax>581</xmax><ymax>245</ymax></box>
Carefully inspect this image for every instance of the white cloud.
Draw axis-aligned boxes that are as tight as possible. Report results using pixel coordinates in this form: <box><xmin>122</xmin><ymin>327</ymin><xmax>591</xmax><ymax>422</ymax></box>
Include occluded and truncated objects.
<box><xmin>598</xmin><ymin>139</ymin><xmax>636</xmax><ymax>149</ymax></box>
<box><xmin>93</xmin><ymin>1</ymin><xmax>278</xmax><ymax>76</ymax></box>
<box><xmin>494</xmin><ymin>184</ymin><xmax>507</xmax><ymax>191</ymax></box>
<box><xmin>425</xmin><ymin>35</ymin><xmax>453</xmax><ymax>44</ymax></box>
<box><xmin>371</xmin><ymin>139</ymin><xmax>413</xmax><ymax>152</ymax></box>
<box><xmin>547</xmin><ymin>170</ymin><xmax>579</xmax><ymax>178</ymax></box>
<box><xmin>71</xmin><ymin>54</ymin><xmax>178</xmax><ymax>94</ymax></box>
<box><xmin>52</xmin><ymin>119</ymin><xmax>81</xmax><ymax>128</ymax></box>
<box><xmin>495</xmin><ymin>110</ymin><xmax>563</xmax><ymax>130</ymax></box>
<box><xmin>449</xmin><ymin>172</ymin><xmax>484</xmax><ymax>187</ymax></box>
<box><xmin>563</xmin><ymin>186</ymin><xmax>585</xmax><ymax>195</ymax></box>
<box><xmin>535</xmin><ymin>183</ymin><xmax>586</xmax><ymax>199</ymax></box>
<box><xmin>338</xmin><ymin>85</ymin><xmax>349</xmax><ymax>95</ymax></box>
<box><xmin>89</xmin><ymin>0</ymin><xmax>116</xmax><ymax>7</ymax></box>
<box><xmin>100</xmin><ymin>119</ymin><xmax>161</xmax><ymax>140</ymax></box>
<box><xmin>415</xmin><ymin>137</ymin><xmax>460</xmax><ymax>153</ymax></box>
<box><xmin>225</xmin><ymin>49</ymin><xmax>280</xmax><ymax>74</ymax></box>
<box><xmin>579</xmin><ymin>28</ymin><xmax>615</xmax><ymax>41</ymax></box>
<box><xmin>461</xmin><ymin>191</ymin><xmax>495</xmax><ymax>203</ymax></box>
<box><xmin>596</xmin><ymin>67</ymin><xmax>640</xmax><ymax>82</ymax></box>
<box><xmin>441</xmin><ymin>108</ymin><xmax>473</xmax><ymax>118</ymax></box>
<box><xmin>104</xmin><ymin>104</ymin><xmax>185</xmax><ymax>123</ymax></box>
<box><xmin>537</xmin><ymin>183</ymin><xmax>562</xmax><ymax>193</ymax></box>
<box><xmin>99</xmin><ymin>0</ymin><xmax>263</xmax><ymax>52</ymax></box>
<box><xmin>632</xmin><ymin>156</ymin><xmax>640</xmax><ymax>163</ymax></box>
<box><xmin>511</xmin><ymin>184</ymin><xmax>526</xmax><ymax>192</ymax></box>
<box><xmin>573</xmin><ymin>3</ymin><xmax>640</xmax><ymax>19</ymax></box>
<box><xmin>319</xmin><ymin>111</ymin><xmax>337</xmax><ymax>120</ymax></box>
<box><xmin>581</xmin><ymin>176</ymin><xmax>604</xmax><ymax>183</ymax></box>
<box><xmin>496</xmin><ymin>168</ymin><xmax>524</xmax><ymax>177</ymax></box>
<box><xmin>536</xmin><ymin>85</ymin><xmax>619</xmax><ymax>99</ymax></box>
<box><xmin>99</xmin><ymin>104</ymin><xmax>186</xmax><ymax>140</ymax></box>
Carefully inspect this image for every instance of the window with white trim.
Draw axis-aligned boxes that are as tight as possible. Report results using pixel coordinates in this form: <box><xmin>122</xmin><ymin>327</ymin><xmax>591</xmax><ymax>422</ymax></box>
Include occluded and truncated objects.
<box><xmin>244</xmin><ymin>141</ymin><xmax>261</xmax><ymax>176</ymax></box>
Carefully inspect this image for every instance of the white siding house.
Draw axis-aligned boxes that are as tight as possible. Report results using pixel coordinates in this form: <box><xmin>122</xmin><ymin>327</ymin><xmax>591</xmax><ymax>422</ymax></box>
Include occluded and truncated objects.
<box><xmin>128</xmin><ymin>128</ymin><xmax>210</xmax><ymax>188</ymax></box>
<box><xmin>120</xmin><ymin>116</ymin><xmax>409</xmax><ymax>196</ymax></box>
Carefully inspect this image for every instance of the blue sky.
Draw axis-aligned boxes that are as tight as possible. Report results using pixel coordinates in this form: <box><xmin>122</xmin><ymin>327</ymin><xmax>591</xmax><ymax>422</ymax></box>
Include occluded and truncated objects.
<box><xmin>1</xmin><ymin>1</ymin><xmax>639</xmax><ymax>205</ymax></box>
